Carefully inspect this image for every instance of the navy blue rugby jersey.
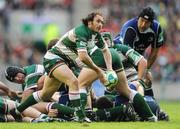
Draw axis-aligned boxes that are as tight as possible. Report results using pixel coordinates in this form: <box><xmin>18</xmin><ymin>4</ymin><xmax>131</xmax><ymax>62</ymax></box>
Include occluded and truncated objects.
<box><xmin>113</xmin><ymin>17</ymin><xmax>164</xmax><ymax>55</ymax></box>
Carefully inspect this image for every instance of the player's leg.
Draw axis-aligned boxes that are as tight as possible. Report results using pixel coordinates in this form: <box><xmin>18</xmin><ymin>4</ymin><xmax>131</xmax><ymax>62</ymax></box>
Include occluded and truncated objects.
<box><xmin>52</xmin><ymin>64</ymin><xmax>87</xmax><ymax>121</ymax></box>
<box><xmin>7</xmin><ymin>97</ymin><xmax>49</xmax><ymax>122</ymax></box>
<box><xmin>0</xmin><ymin>97</ymin><xmax>9</xmax><ymax>122</ymax></box>
<box><xmin>12</xmin><ymin>76</ymin><xmax>60</xmax><ymax>115</ymax></box>
<box><xmin>78</xmin><ymin>68</ymin><xmax>98</xmax><ymax>109</ymax></box>
<box><xmin>110</xmin><ymin>49</ymin><xmax>157</xmax><ymax>121</ymax></box>
<box><xmin>93</xmin><ymin>96</ymin><xmax>138</xmax><ymax>121</ymax></box>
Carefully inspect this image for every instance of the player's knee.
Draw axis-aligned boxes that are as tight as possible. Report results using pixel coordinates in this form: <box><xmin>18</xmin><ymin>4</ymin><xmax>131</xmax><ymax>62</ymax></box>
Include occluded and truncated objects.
<box><xmin>67</xmin><ymin>78</ymin><xmax>78</xmax><ymax>89</ymax></box>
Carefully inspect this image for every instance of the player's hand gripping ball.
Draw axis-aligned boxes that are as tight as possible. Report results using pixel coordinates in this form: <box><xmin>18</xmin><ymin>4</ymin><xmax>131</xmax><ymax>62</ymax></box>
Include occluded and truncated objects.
<box><xmin>104</xmin><ymin>70</ymin><xmax>118</xmax><ymax>88</ymax></box>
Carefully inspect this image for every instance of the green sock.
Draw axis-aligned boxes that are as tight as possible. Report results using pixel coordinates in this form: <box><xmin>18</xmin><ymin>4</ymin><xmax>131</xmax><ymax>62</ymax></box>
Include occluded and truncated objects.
<box><xmin>96</xmin><ymin>105</ymin><xmax>125</xmax><ymax>121</ymax></box>
<box><xmin>70</xmin><ymin>99</ymin><xmax>85</xmax><ymax>120</ymax></box>
<box><xmin>133</xmin><ymin>93</ymin><xmax>153</xmax><ymax>119</ymax></box>
<box><xmin>17</xmin><ymin>94</ymin><xmax>38</xmax><ymax>112</ymax></box>
<box><xmin>51</xmin><ymin>103</ymin><xmax>74</xmax><ymax>115</ymax></box>
<box><xmin>80</xmin><ymin>93</ymin><xmax>87</xmax><ymax>109</ymax></box>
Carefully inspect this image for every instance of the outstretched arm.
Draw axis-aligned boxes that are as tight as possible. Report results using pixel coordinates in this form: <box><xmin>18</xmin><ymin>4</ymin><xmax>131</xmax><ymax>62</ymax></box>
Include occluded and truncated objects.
<box><xmin>147</xmin><ymin>47</ymin><xmax>159</xmax><ymax>69</ymax></box>
<box><xmin>0</xmin><ymin>81</ymin><xmax>10</xmax><ymax>95</ymax></box>
<box><xmin>102</xmin><ymin>46</ymin><xmax>113</xmax><ymax>71</ymax></box>
<box><xmin>78</xmin><ymin>50</ymin><xmax>106</xmax><ymax>84</ymax></box>
<box><xmin>0</xmin><ymin>81</ymin><xmax>20</xmax><ymax>98</ymax></box>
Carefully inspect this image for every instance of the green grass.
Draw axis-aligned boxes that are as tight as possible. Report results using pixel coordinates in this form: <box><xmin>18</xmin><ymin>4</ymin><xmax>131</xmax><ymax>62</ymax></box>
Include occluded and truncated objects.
<box><xmin>0</xmin><ymin>101</ymin><xmax>180</xmax><ymax>129</ymax></box>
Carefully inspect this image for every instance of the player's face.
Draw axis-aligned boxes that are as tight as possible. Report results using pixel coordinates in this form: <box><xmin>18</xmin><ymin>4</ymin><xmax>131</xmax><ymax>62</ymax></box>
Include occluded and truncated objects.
<box><xmin>90</xmin><ymin>15</ymin><xmax>104</xmax><ymax>32</ymax></box>
<box><xmin>14</xmin><ymin>73</ymin><xmax>25</xmax><ymax>84</ymax></box>
<box><xmin>138</xmin><ymin>17</ymin><xmax>151</xmax><ymax>32</ymax></box>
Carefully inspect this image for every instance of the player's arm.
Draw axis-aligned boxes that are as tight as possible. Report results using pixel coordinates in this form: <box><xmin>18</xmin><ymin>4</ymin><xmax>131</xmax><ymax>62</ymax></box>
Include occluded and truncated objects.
<box><xmin>101</xmin><ymin>45</ymin><xmax>113</xmax><ymax>71</ymax></box>
<box><xmin>147</xmin><ymin>25</ymin><xmax>164</xmax><ymax>69</ymax></box>
<box><xmin>145</xmin><ymin>25</ymin><xmax>164</xmax><ymax>84</ymax></box>
<box><xmin>137</xmin><ymin>57</ymin><xmax>147</xmax><ymax>79</ymax></box>
<box><xmin>77</xmin><ymin>37</ymin><xmax>106</xmax><ymax>84</ymax></box>
<box><xmin>0</xmin><ymin>81</ymin><xmax>10</xmax><ymax>95</ymax></box>
<box><xmin>114</xmin><ymin>44</ymin><xmax>147</xmax><ymax>79</ymax></box>
<box><xmin>76</xmin><ymin>36</ymin><xmax>102</xmax><ymax>72</ymax></box>
<box><xmin>0</xmin><ymin>81</ymin><xmax>20</xmax><ymax>98</ymax></box>
<box><xmin>78</xmin><ymin>50</ymin><xmax>106</xmax><ymax>84</ymax></box>
<box><xmin>147</xmin><ymin>47</ymin><xmax>159</xmax><ymax>70</ymax></box>
<box><xmin>78</xmin><ymin>50</ymin><xmax>100</xmax><ymax>72</ymax></box>
<box><xmin>97</xmin><ymin>34</ymin><xmax>113</xmax><ymax>71</ymax></box>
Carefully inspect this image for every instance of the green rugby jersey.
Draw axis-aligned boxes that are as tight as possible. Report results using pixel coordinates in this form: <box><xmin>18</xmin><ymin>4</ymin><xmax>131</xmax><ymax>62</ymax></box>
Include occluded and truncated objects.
<box><xmin>113</xmin><ymin>44</ymin><xmax>143</xmax><ymax>81</ymax></box>
<box><xmin>22</xmin><ymin>64</ymin><xmax>45</xmax><ymax>91</ymax></box>
<box><xmin>49</xmin><ymin>24</ymin><xmax>107</xmax><ymax>60</ymax></box>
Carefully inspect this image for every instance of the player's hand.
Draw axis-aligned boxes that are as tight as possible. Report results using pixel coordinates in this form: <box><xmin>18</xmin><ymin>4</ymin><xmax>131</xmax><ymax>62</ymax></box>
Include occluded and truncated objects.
<box><xmin>143</xmin><ymin>70</ymin><xmax>152</xmax><ymax>86</ymax></box>
<box><xmin>8</xmin><ymin>90</ymin><xmax>22</xmax><ymax>99</ymax></box>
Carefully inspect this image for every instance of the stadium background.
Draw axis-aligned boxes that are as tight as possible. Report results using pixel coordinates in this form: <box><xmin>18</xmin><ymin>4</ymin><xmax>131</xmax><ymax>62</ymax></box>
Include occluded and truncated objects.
<box><xmin>0</xmin><ymin>0</ymin><xmax>179</xmax><ymax>100</ymax></box>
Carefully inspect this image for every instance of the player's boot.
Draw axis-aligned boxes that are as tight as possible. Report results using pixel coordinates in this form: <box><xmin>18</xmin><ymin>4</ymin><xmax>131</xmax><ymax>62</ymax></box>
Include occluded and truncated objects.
<box><xmin>73</xmin><ymin>115</ymin><xmax>91</xmax><ymax>123</ymax></box>
<box><xmin>146</xmin><ymin>115</ymin><xmax>158</xmax><ymax>122</ymax></box>
<box><xmin>85</xmin><ymin>110</ymin><xmax>97</xmax><ymax>122</ymax></box>
<box><xmin>74</xmin><ymin>107</ymin><xmax>91</xmax><ymax>123</ymax></box>
<box><xmin>79</xmin><ymin>117</ymin><xmax>91</xmax><ymax>123</ymax></box>
<box><xmin>31</xmin><ymin>114</ymin><xmax>53</xmax><ymax>123</ymax></box>
<box><xmin>123</xmin><ymin>102</ymin><xmax>140</xmax><ymax>121</ymax></box>
<box><xmin>158</xmin><ymin>110</ymin><xmax>169</xmax><ymax>121</ymax></box>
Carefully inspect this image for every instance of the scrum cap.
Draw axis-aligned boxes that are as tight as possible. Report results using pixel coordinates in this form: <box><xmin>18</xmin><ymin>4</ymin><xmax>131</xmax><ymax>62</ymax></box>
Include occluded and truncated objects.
<box><xmin>139</xmin><ymin>7</ymin><xmax>156</xmax><ymax>22</ymax></box>
<box><xmin>5</xmin><ymin>66</ymin><xmax>25</xmax><ymax>82</ymax></box>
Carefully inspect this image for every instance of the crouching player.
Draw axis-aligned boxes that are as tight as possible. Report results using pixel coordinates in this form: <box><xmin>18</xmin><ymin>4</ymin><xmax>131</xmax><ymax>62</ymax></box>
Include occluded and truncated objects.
<box><xmin>77</xmin><ymin>12</ymin><xmax>157</xmax><ymax>122</ymax></box>
<box><xmin>100</xmin><ymin>29</ymin><xmax>169</xmax><ymax>121</ymax></box>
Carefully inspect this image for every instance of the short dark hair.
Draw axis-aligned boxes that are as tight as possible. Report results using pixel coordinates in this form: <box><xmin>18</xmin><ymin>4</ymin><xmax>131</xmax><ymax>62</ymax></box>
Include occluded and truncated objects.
<box><xmin>139</xmin><ymin>7</ymin><xmax>156</xmax><ymax>22</ymax></box>
<box><xmin>47</xmin><ymin>38</ymin><xmax>59</xmax><ymax>50</ymax></box>
<box><xmin>5</xmin><ymin>66</ymin><xmax>25</xmax><ymax>82</ymax></box>
<box><xmin>82</xmin><ymin>11</ymin><xmax>103</xmax><ymax>26</ymax></box>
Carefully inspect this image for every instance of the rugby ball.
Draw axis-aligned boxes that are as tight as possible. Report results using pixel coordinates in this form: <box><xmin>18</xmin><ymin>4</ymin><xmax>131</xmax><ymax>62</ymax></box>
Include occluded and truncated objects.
<box><xmin>104</xmin><ymin>71</ymin><xmax>118</xmax><ymax>88</ymax></box>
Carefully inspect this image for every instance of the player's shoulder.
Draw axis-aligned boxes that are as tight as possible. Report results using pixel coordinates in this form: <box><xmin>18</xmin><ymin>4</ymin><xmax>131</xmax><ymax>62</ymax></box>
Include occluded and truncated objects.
<box><xmin>124</xmin><ymin>18</ymin><xmax>138</xmax><ymax>27</ymax></box>
<box><xmin>122</xmin><ymin>17</ymin><xmax>138</xmax><ymax>32</ymax></box>
<box><xmin>152</xmin><ymin>19</ymin><xmax>160</xmax><ymax>25</ymax></box>
<box><xmin>151</xmin><ymin>20</ymin><xmax>162</xmax><ymax>32</ymax></box>
<box><xmin>75</xmin><ymin>24</ymin><xmax>89</xmax><ymax>35</ymax></box>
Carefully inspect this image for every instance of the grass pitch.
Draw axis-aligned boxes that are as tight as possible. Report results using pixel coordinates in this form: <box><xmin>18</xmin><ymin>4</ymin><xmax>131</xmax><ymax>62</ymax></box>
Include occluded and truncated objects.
<box><xmin>0</xmin><ymin>101</ymin><xmax>180</xmax><ymax>129</ymax></box>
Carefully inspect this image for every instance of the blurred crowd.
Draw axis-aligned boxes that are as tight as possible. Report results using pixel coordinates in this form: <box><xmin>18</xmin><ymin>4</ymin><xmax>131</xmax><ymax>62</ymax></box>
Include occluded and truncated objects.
<box><xmin>92</xmin><ymin>0</ymin><xmax>180</xmax><ymax>82</ymax></box>
<box><xmin>0</xmin><ymin>0</ymin><xmax>179</xmax><ymax>82</ymax></box>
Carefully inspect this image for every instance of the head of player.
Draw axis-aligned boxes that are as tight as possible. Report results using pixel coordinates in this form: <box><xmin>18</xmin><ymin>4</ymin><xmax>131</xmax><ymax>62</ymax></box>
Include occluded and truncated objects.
<box><xmin>5</xmin><ymin>66</ymin><xmax>26</xmax><ymax>84</ymax></box>
<box><xmin>138</xmin><ymin>7</ymin><xmax>156</xmax><ymax>32</ymax></box>
<box><xmin>100</xmin><ymin>28</ymin><xmax>113</xmax><ymax>47</ymax></box>
<box><xmin>82</xmin><ymin>11</ymin><xmax>104</xmax><ymax>33</ymax></box>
